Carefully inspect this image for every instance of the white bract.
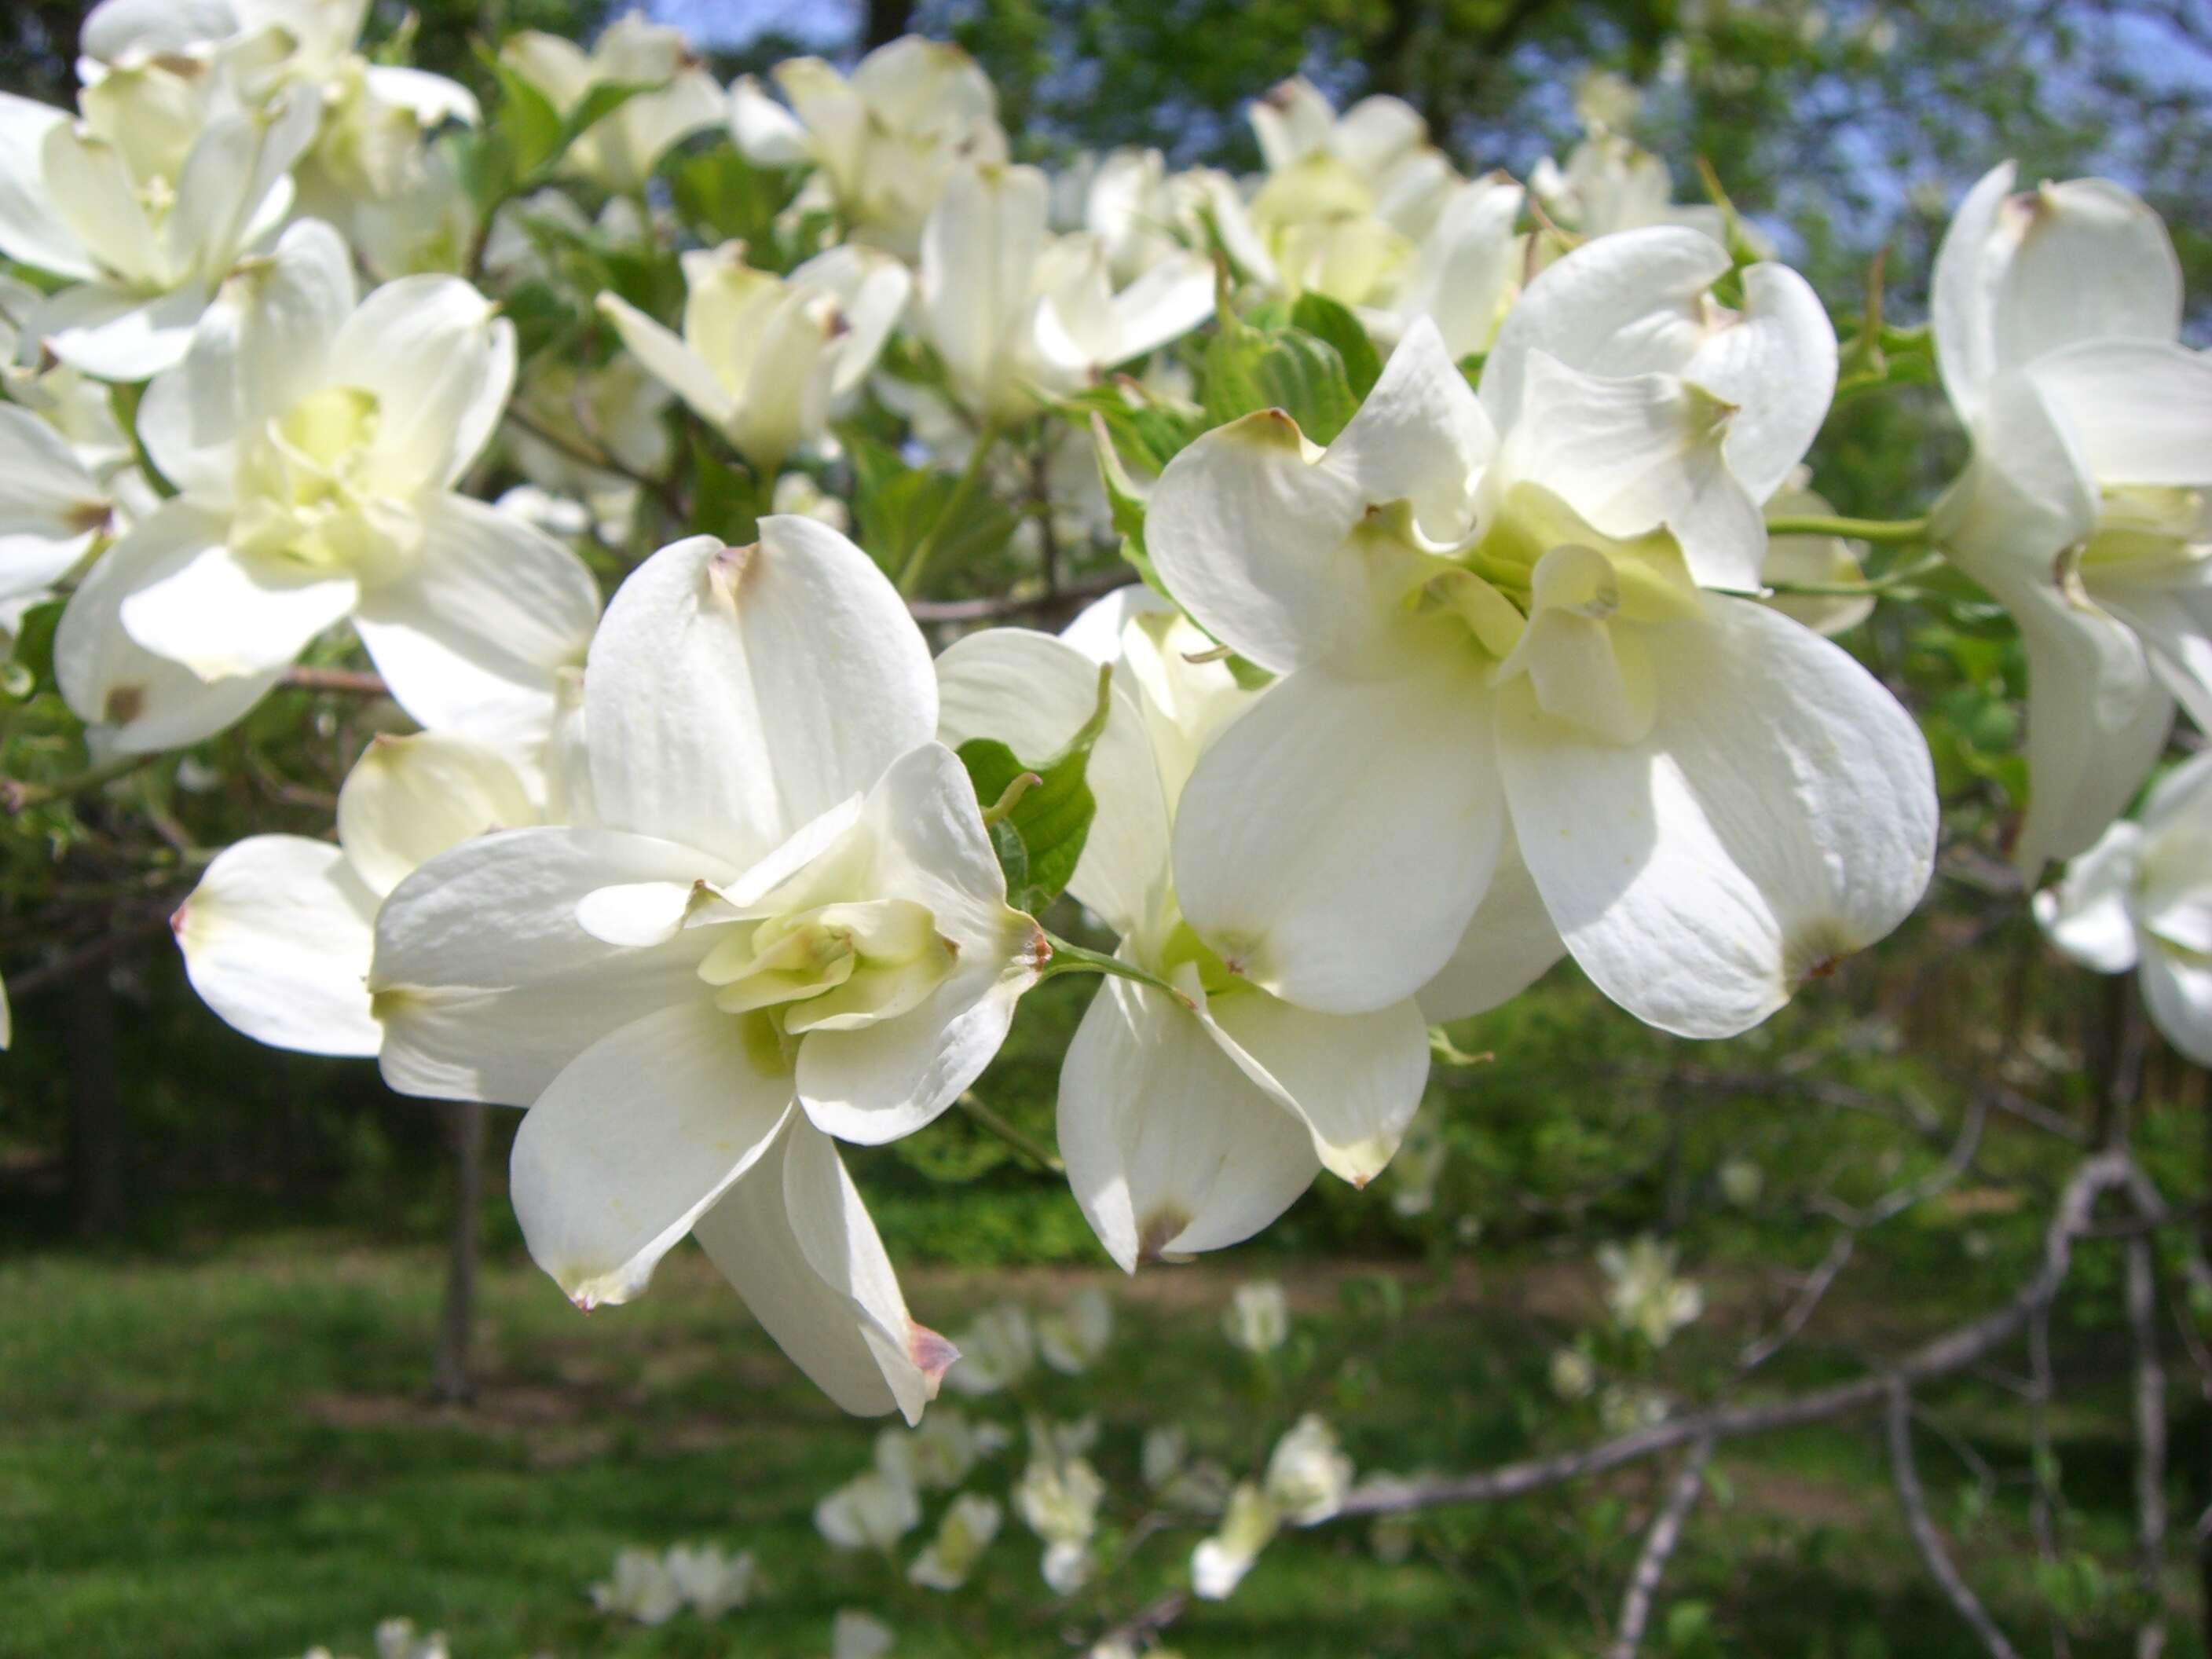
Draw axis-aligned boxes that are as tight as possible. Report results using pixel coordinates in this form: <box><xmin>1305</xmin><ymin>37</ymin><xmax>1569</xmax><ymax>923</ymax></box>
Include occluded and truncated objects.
<box><xmin>2036</xmin><ymin>751</ymin><xmax>2212</xmax><ymax>1066</ymax></box>
<box><xmin>941</xmin><ymin>1301</ymin><xmax>1036</xmax><ymax>1396</ymax></box>
<box><xmin>906</xmin><ymin>1492</ymin><xmax>1002</xmax><ymax>1591</ymax></box>
<box><xmin>732</xmin><ymin>37</ymin><xmax>1006</xmax><ymax>253</ymax></box>
<box><xmin>936</xmin><ymin>592</ymin><xmax>1429</xmax><ymax>1270</ymax></box>
<box><xmin>1147</xmin><ymin>291</ymin><xmax>1934</xmax><ymax>1039</ymax></box>
<box><xmin>917</xmin><ymin>163</ymin><xmax>1214</xmax><ymax>425</ymax></box>
<box><xmin>1036</xmin><ymin>1286</ymin><xmax>1113</xmax><ymax>1374</ymax></box>
<box><xmin>1222</xmin><ymin>1280</ymin><xmax>1290</xmax><ymax>1355</ymax></box>
<box><xmin>176</xmin><ymin>727</ymin><xmax>550</xmax><ymax>1058</ymax></box>
<box><xmin>0</xmin><ymin>53</ymin><xmax>319</xmax><ymax>376</ymax></box>
<box><xmin>598</xmin><ymin>240</ymin><xmax>909</xmax><ymax>474</ymax></box>
<box><xmin>817</xmin><ymin>1468</ymin><xmax>923</xmax><ymax>1551</ymax></box>
<box><xmin>662</xmin><ymin>1542</ymin><xmax>757</xmax><ymax>1618</ymax></box>
<box><xmin>1013</xmin><ymin>1443</ymin><xmax>1106</xmax><ymax>1595</ymax></box>
<box><xmin>1598</xmin><ymin>1235</ymin><xmax>1705</xmax><ymax>1347</ymax></box>
<box><xmin>368</xmin><ymin>523</ymin><xmax>1046</xmax><ymax>1420</ymax></box>
<box><xmin>1190</xmin><ymin>1480</ymin><xmax>1279</xmax><ymax>1601</ymax></box>
<box><xmin>501</xmin><ymin>11</ymin><xmax>723</xmax><ymax>195</ymax></box>
<box><xmin>0</xmin><ymin>402</ymin><xmax>117</xmax><ymax>604</ymax></box>
<box><xmin>1930</xmin><ymin>161</ymin><xmax>2212</xmax><ymax>873</ymax></box>
<box><xmin>590</xmin><ymin>1547</ymin><xmax>683</xmax><ymax>1625</ymax></box>
<box><xmin>57</xmin><ymin>218</ymin><xmax>600</xmax><ymax>755</ymax></box>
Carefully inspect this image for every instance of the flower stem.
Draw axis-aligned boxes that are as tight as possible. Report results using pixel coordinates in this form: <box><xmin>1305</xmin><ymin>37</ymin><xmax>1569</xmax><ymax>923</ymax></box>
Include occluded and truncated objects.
<box><xmin>2</xmin><ymin>750</ymin><xmax>160</xmax><ymax>815</ymax></box>
<box><xmin>1766</xmin><ymin>551</ymin><xmax>1946</xmax><ymax>599</ymax></box>
<box><xmin>1038</xmin><ymin>932</ymin><xmax>1195</xmax><ymax>1010</ymax></box>
<box><xmin>1764</xmin><ymin>513</ymin><xmax>1930</xmax><ymax>546</ymax></box>
<box><xmin>957</xmin><ymin>1091</ymin><xmax>1063</xmax><ymax>1173</ymax></box>
<box><xmin>898</xmin><ymin>423</ymin><xmax>1000</xmax><ymax>595</ymax></box>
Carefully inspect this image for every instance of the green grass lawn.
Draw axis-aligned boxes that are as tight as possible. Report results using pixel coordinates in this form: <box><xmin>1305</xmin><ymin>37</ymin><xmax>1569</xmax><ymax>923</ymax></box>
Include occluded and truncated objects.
<box><xmin>0</xmin><ymin>1221</ymin><xmax>2177</xmax><ymax>1659</ymax></box>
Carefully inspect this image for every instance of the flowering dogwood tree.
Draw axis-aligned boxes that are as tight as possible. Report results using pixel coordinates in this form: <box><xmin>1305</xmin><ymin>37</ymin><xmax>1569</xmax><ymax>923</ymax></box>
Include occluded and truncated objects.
<box><xmin>2</xmin><ymin>7</ymin><xmax>2210</xmax><ymax>1654</ymax></box>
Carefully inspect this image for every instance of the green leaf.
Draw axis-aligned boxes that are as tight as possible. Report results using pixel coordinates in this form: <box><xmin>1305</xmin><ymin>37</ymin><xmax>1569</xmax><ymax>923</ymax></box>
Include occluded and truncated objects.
<box><xmin>955</xmin><ymin>665</ymin><xmax>1114</xmax><ymax>914</ymax></box>
<box><xmin>1291</xmin><ymin>291</ymin><xmax>1381</xmax><ymax>398</ymax></box>
<box><xmin>1200</xmin><ymin>305</ymin><xmax>1361</xmax><ymax>444</ymax></box>
<box><xmin>688</xmin><ymin>434</ymin><xmax>758</xmax><ymax>544</ymax></box>
<box><xmin>482</xmin><ymin>51</ymin><xmax>563</xmax><ymax>178</ymax></box>
<box><xmin>668</xmin><ymin>145</ymin><xmax>804</xmax><ymax>254</ymax></box>
<box><xmin>9</xmin><ymin>599</ymin><xmax>63</xmax><ymax>694</ymax></box>
<box><xmin>849</xmin><ymin>435</ymin><xmax>1016</xmax><ymax>580</ymax></box>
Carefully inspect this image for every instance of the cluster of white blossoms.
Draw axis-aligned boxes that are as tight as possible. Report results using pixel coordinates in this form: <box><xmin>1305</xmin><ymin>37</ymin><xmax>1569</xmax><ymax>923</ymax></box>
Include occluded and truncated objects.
<box><xmin>3</xmin><ymin>0</ymin><xmax>2206</xmax><ymax>1442</ymax></box>
<box><xmin>588</xmin><ymin>1540</ymin><xmax>758</xmax><ymax>1624</ymax></box>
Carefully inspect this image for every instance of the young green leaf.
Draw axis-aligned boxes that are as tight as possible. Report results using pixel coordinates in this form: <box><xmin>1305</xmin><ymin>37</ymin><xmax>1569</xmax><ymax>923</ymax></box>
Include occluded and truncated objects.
<box><xmin>955</xmin><ymin>664</ymin><xmax>1115</xmax><ymax>915</ymax></box>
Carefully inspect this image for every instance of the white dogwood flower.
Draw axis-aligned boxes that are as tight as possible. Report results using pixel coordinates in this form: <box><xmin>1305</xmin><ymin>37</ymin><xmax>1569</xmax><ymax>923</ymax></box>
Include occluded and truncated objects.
<box><xmin>816</xmin><ymin>1467</ymin><xmax>922</xmax><ymax>1551</ymax></box>
<box><xmin>1036</xmin><ymin>1286</ymin><xmax>1113</xmax><ymax>1374</ymax></box>
<box><xmin>917</xmin><ymin>163</ymin><xmax>1214</xmax><ymax>424</ymax></box>
<box><xmin>1222</xmin><ymin>1280</ymin><xmax>1291</xmax><ymax>1355</ymax></box>
<box><xmin>906</xmin><ymin>1492</ymin><xmax>1002</xmax><ymax>1591</ymax></box>
<box><xmin>368</xmin><ymin>523</ymin><xmax>1046</xmax><ymax>1419</ymax></box>
<box><xmin>731</xmin><ymin>36</ymin><xmax>1006</xmax><ymax>252</ymax></box>
<box><xmin>501</xmin><ymin>11</ymin><xmax>723</xmax><ymax>196</ymax></box>
<box><xmin>0</xmin><ymin>54</ymin><xmax>319</xmax><ymax>376</ymax></box>
<box><xmin>1147</xmin><ymin>310</ymin><xmax>1934</xmax><ymax>1038</ymax></box>
<box><xmin>2037</xmin><ymin>750</ymin><xmax>2212</xmax><ymax>1066</ymax></box>
<box><xmin>57</xmin><ymin>218</ymin><xmax>600</xmax><ymax>755</ymax></box>
<box><xmin>597</xmin><ymin>240</ymin><xmax>909</xmax><ymax>474</ymax></box>
<box><xmin>1930</xmin><ymin>161</ymin><xmax>2212</xmax><ymax>872</ymax></box>
<box><xmin>174</xmin><ymin>724</ymin><xmax>558</xmax><ymax>1057</ymax></box>
<box><xmin>0</xmin><ymin>403</ymin><xmax>117</xmax><ymax>603</ymax></box>
<box><xmin>936</xmin><ymin>591</ymin><xmax>1429</xmax><ymax>1269</ymax></box>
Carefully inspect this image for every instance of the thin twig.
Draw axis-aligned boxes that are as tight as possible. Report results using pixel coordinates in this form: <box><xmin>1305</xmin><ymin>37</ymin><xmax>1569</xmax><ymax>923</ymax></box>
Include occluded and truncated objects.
<box><xmin>1340</xmin><ymin>1152</ymin><xmax>2147</xmax><ymax>1517</ymax></box>
<box><xmin>1887</xmin><ymin>1379</ymin><xmax>2023</xmax><ymax>1659</ymax></box>
<box><xmin>956</xmin><ymin>1092</ymin><xmax>1064</xmax><ymax>1174</ymax></box>
<box><xmin>1738</xmin><ymin>1233</ymin><xmax>1855</xmax><ymax>1375</ymax></box>
<box><xmin>1607</xmin><ymin>1438</ymin><xmax>1713</xmax><ymax>1659</ymax></box>
<box><xmin>2126</xmin><ymin>1235</ymin><xmax>2170</xmax><ymax>1658</ymax></box>
<box><xmin>2027</xmin><ymin>1302</ymin><xmax>2072</xmax><ymax>1659</ymax></box>
<box><xmin>281</xmin><ymin>665</ymin><xmax>391</xmax><ymax>696</ymax></box>
<box><xmin>3</xmin><ymin>910</ymin><xmax>175</xmax><ymax>998</ymax></box>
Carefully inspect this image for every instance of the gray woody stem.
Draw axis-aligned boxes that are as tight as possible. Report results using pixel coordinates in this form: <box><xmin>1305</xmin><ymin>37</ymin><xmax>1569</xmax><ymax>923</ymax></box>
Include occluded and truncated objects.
<box><xmin>1607</xmin><ymin>1437</ymin><xmax>1713</xmax><ymax>1659</ymax></box>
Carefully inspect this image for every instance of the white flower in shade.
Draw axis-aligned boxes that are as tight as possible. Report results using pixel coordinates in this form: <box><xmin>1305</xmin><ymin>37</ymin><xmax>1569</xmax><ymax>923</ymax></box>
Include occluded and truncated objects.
<box><xmin>1142</xmin><ymin>1425</ymin><xmax>1187</xmax><ymax>1489</ymax></box>
<box><xmin>368</xmin><ymin>524</ymin><xmax>1045</xmax><ymax>1420</ymax></box>
<box><xmin>1190</xmin><ymin>1480</ymin><xmax>1280</xmax><ymax>1601</ymax></box>
<box><xmin>371</xmin><ymin>1619</ymin><xmax>448</xmax><ymax>1659</ymax></box>
<box><xmin>917</xmin><ymin>163</ymin><xmax>1215</xmax><ymax>425</ymax></box>
<box><xmin>597</xmin><ymin>240</ymin><xmax>909</xmax><ymax>474</ymax></box>
<box><xmin>1760</xmin><ymin>470</ymin><xmax>1872</xmax><ymax>637</ymax></box>
<box><xmin>831</xmin><ymin>1609</ymin><xmax>896</xmax><ymax>1659</ymax></box>
<box><xmin>0</xmin><ymin>402</ymin><xmax>117</xmax><ymax>604</ymax></box>
<box><xmin>1717</xmin><ymin>1157</ymin><xmax>1764</xmax><ymax>1208</ymax></box>
<box><xmin>1036</xmin><ymin>1286</ymin><xmax>1114</xmax><ymax>1374</ymax></box>
<box><xmin>590</xmin><ymin>1547</ymin><xmax>683</xmax><ymax>1624</ymax></box>
<box><xmin>1598</xmin><ymin>1236</ymin><xmax>1705</xmax><ymax>1347</ymax></box>
<box><xmin>1528</xmin><ymin>112</ymin><xmax>1728</xmax><ymax>249</ymax></box>
<box><xmin>941</xmin><ymin>1302</ymin><xmax>1036</xmax><ymax>1395</ymax></box>
<box><xmin>906</xmin><ymin>1492</ymin><xmax>1002</xmax><ymax>1591</ymax></box>
<box><xmin>874</xmin><ymin>1408</ymin><xmax>982</xmax><ymax>1492</ymax></box>
<box><xmin>1548</xmin><ymin>1346</ymin><xmax>1597</xmax><ymax>1401</ymax></box>
<box><xmin>57</xmin><ymin>218</ymin><xmax>600</xmax><ymax>756</ymax></box>
<box><xmin>663</xmin><ymin>1541</ymin><xmax>758</xmax><ymax>1617</ymax></box>
<box><xmin>774</xmin><ymin>471</ymin><xmax>851</xmax><ymax>533</ymax></box>
<box><xmin>731</xmin><ymin>36</ymin><xmax>1006</xmax><ymax>253</ymax></box>
<box><xmin>936</xmin><ymin>594</ymin><xmax>1428</xmax><ymax>1270</ymax></box>
<box><xmin>1222</xmin><ymin>1281</ymin><xmax>1290</xmax><ymax>1355</ymax></box>
<box><xmin>1263</xmin><ymin>1414</ymin><xmax>1353</xmax><ymax>1524</ymax></box>
<box><xmin>505</xmin><ymin>353</ymin><xmax>672</xmax><ymax>538</ymax></box>
<box><xmin>1014</xmin><ymin>1430</ymin><xmax>1107</xmax><ymax>1592</ymax></box>
<box><xmin>1929</xmin><ymin>162</ymin><xmax>2212</xmax><ymax>873</ymax></box>
<box><xmin>500</xmin><ymin>11</ymin><xmax>724</xmax><ymax>196</ymax></box>
<box><xmin>1248</xmin><ymin>77</ymin><xmax>1455</xmax><ymax>239</ymax></box>
<box><xmin>2036</xmin><ymin>750</ymin><xmax>2212</xmax><ymax>1066</ymax></box>
<box><xmin>175</xmin><ymin>725</ymin><xmax>554</xmax><ymax>1058</ymax></box>
<box><xmin>1386</xmin><ymin>1111</ymin><xmax>1446</xmax><ymax>1218</ymax></box>
<box><xmin>816</xmin><ymin>1468</ymin><xmax>922</xmax><ymax>1551</ymax></box>
<box><xmin>0</xmin><ymin>51</ymin><xmax>320</xmax><ymax>376</ymax></box>
<box><xmin>1148</xmin><ymin>304</ymin><xmax>1933</xmax><ymax>1040</ymax></box>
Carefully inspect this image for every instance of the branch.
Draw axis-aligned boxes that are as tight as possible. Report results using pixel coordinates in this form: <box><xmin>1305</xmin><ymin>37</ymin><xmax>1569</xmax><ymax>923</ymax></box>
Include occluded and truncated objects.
<box><xmin>3</xmin><ymin>910</ymin><xmax>174</xmax><ymax>997</ymax></box>
<box><xmin>1340</xmin><ymin>1152</ymin><xmax>2144</xmax><ymax>1517</ymax></box>
<box><xmin>906</xmin><ymin>571</ymin><xmax>1137</xmax><ymax>624</ymax></box>
<box><xmin>2126</xmin><ymin>1234</ymin><xmax>2170</xmax><ymax>1659</ymax></box>
<box><xmin>281</xmin><ymin>665</ymin><xmax>390</xmax><ymax>696</ymax></box>
<box><xmin>1607</xmin><ymin>1438</ymin><xmax>1712</xmax><ymax>1659</ymax></box>
<box><xmin>1887</xmin><ymin>1379</ymin><xmax>2024</xmax><ymax>1659</ymax></box>
<box><xmin>502</xmin><ymin>407</ymin><xmax>690</xmax><ymax>527</ymax></box>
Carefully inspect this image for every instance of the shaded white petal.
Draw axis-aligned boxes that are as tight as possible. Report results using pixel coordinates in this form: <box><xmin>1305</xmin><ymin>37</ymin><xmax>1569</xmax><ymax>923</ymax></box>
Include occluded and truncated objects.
<box><xmin>794</xmin><ymin>745</ymin><xmax>1043</xmax><ymax>1143</ymax></box>
<box><xmin>694</xmin><ymin>1115</ymin><xmax>957</xmax><ymax>1423</ymax></box>
<box><xmin>0</xmin><ymin>93</ymin><xmax>95</xmax><ymax>278</ymax></box>
<box><xmin>1170</xmin><ymin>639</ymin><xmax>1503</xmax><ymax>1015</ymax></box>
<box><xmin>511</xmin><ymin>999</ymin><xmax>796</xmax><ymax>1308</ymax></box>
<box><xmin>1500</xmin><ymin>595</ymin><xmax>1936</xmax><ymax>1038</ymax></box>
<box><xmin>335</xmin><ymin>731</ymin><xmax>540</xmax><ymax>899</ymax></box>
<box><xmin>2141</xmin><ymin>948</ymin><xmax>2212</xmax><ymax>1070</ymax></box>
<box><xmin>1058</xmin><ymin>975</ymin><xmax>1318</xmax><ymax>1273</ymax></box>
<box><xmin>1415</xmin><ymin>830</ymin><xmax>1566</xmax><ymax>1022</ymax></box>
<box><xmin>2031</xmin><ymin>821</ymin><xmax>2143</xmax><ymax>974</ymax></box>
<box><xmin>1203</xmin><ymin>985</ymin><xmax>1429</xmax><ymax>1185</ymax></box>
<box><xmin>119</xmin><ymin>538</ymin><xmax>357</xmax><ymax>679</ymax></box>
<box><xmin>1501</xmin><ymin>350</ymin><xmax>1766</xmax><ymax>593</ymax></box>
<box><xmin>727</xmin><ymin>75</ymin><xmax>811</xmax><ymax>167</ymax></box>
<box><xmin>53</xmin><ymin>502</ymin><xmax>280</xmax><ymax>752</ymax></box>
<box><xmin>370</xmin><ymin>825</ymin><xmax>739</xmax><ymax>1105</ymax></box>
<box><xmin>0</xmin><ymin>403</ymin><xmax>108</xmax><ymax>591</ymax></box>
<box><xmin>596</xmin><ymin>291</ymin><xmax>737</xmax><ymax>428</ymax></box>
<box><xmin>584</xmin><ymin>523</ymin><xmax>936</xmax><ymax>868</ymax></box>
<box><xmin>174</xmin><ymin>834</ymin><xmax>382</xmax><ymax>1056</ymax></box>
<box><xmin>323</xmin><ymin>276</ymin><xmax>510</xmax><ymax>491</ymax></box>
<box><xmin>353</xmin><ymin>493</ymin><xmax>600</xmax><ymax>751</ymax></box>
<box><xmin>2026</xmin><ymin>340</ymin><xmax>2212</xmax><ymax>489</ymax></box>
<box><xmin>30</xmin><ymin>281</ymin><xmax>208</xmax><ymax>380</ymax></box>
